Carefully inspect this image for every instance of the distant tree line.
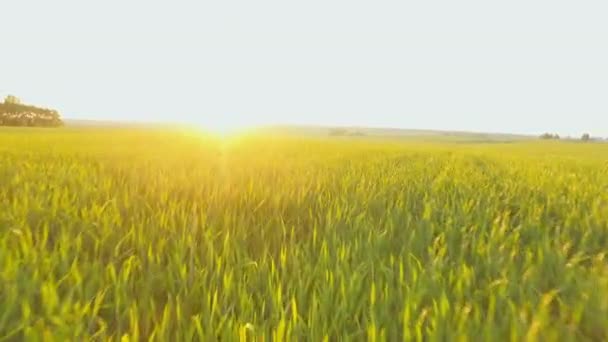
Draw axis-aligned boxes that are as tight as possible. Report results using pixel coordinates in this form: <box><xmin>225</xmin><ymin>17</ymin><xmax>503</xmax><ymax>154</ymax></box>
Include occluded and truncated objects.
<box><xmin>539</xmin><ymin>132</ymin><xmax>560</xmax><ymax>140</ymax></box>
<box><xmin>539</xmin><ymin>132</ymin><xmax>602</xmax><ymax>142</ymax></box>
<box><xmin>0</xmin><ymin>95</ymin><xmax>63</xmax><ymax>127</ymax></box>
<box><xmin>329</xmin><ymin>128</ymin><xmax>366</xmax><ymax>136</ymax></box>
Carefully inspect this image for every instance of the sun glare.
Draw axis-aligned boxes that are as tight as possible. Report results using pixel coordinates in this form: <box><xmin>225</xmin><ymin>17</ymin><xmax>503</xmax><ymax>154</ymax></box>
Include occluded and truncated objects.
<box><xmin>196</xmin><ymin>118</ymin><xmax>250</xmax><ymax>137</ymax></box>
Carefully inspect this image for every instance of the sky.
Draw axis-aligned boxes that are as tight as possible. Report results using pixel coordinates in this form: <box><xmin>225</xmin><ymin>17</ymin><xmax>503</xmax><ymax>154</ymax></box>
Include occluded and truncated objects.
<box><xmin>1</xmin><ymin>0</ymin><xmax>607</xmax><ymax>137</ymax></box>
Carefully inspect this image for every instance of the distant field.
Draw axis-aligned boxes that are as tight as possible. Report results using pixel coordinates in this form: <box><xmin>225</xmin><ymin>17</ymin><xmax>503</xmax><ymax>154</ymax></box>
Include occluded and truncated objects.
<box><xmin>1</xmin><ymin>127</ymin><xmax>607</xmax><ymax>340</ymax></box>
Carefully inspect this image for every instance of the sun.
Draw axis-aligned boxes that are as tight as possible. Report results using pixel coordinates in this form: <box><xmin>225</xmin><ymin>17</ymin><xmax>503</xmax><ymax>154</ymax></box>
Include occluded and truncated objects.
<box><xmin>207</xmin><ymin>121</ymin><xmax>238</xmax><ymax>135</ymax></box>
<box><xmin>196</xmin><ymin>118</ymin><xmax>249</xmax><ymax>136</ymax></box>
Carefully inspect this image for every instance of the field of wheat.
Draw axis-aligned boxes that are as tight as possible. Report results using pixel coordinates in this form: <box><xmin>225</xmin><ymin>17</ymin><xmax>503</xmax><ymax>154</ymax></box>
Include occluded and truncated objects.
<box><xmin>0</xmin><ymin>127</ymin><xmax>607</xmax><ymax>341</ymax></box>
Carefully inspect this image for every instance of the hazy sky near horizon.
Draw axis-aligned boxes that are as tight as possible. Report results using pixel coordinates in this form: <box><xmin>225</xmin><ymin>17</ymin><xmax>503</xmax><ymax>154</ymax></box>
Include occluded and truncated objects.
<box><xmin>2</xmin><ymin>0</ymin><xmax>607</xmax><ymax>136</ymax></box>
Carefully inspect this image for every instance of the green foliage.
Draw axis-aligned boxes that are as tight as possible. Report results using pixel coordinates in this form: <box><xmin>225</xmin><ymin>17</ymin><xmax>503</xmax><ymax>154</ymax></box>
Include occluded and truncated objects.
<box><xmin>0</xmin><ymin>96</ymin><xmax>63</xmax><ymax>127</ymax></box>
<box><xmin>582</xmin><ymin>133</ymin><xmax>591</xmax><ymax>141</ymax></box>
<box><xmin>0</xmin><ymin>128</ymin><xmax>607</xmax><ymax>340</ymax></box>
<box><xmin>3</xmin><ymin>95</ymin><xmax>21</xmax><ymax>104</ymax></box>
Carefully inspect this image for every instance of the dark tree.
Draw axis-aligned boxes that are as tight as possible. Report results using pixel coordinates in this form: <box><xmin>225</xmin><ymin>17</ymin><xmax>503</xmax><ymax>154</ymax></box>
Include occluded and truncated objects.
<box><xmin>581</xmin><ymin>133</ymin><xmax>590</xmax><ymax>141</ymax></box>
<box><xmin>0</xmin><ymin>96</ymin><xmax>63</xmax><ymax>127</ymax></box>
<box><xmin>539</xmin><ymin>133</ymin><xmax>560</xmax><ymax>140</ymax></box>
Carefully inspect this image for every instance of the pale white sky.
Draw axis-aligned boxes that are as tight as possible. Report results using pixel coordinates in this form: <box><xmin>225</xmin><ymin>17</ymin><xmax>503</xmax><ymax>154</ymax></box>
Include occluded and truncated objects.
<box><xmin>2</xmin><ymin>0</ymin><xmax>607</xmax><ymax>136</ymax></box>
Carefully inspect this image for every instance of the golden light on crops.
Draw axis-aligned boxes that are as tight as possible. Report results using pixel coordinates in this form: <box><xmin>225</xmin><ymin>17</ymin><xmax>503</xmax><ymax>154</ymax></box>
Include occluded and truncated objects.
<box><xmin>196</xmin><ymin>117</ymin><xmax>250</xmax><ymax>136</ymax></box>
<box><xmin>2</xmin><ymin>129</ymin><xmax>608</xmax><ymax>340</ymax></box>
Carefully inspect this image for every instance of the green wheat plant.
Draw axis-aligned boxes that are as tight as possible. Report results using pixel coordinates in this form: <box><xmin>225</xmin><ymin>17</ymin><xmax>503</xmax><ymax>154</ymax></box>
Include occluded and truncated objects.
<box><xmin>0</xmin><ymin>128</ymin><xmax>607</xmax><ymax>341</ymax></box>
